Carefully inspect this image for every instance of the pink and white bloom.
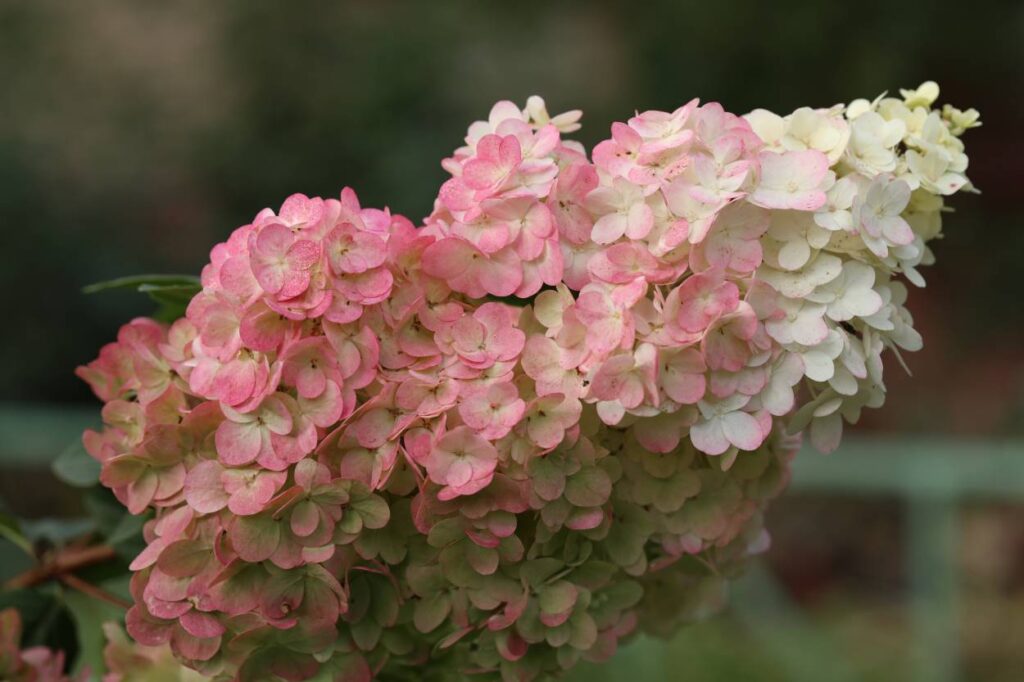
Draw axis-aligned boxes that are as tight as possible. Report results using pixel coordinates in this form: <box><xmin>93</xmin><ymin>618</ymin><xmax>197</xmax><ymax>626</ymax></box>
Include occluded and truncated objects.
<box><xmin>690</xmin><ymin>395</ymin><xmax>769</xmax><ymax>455</ymax></box>
<box><xmin>586</xmin><ymin>178</ymin><xmax>654</xmax><ymax>244</ymax></box>
<box><xmin>75</xmin><ymin>85</ymin><xmax>976</xmax><ymax>681</ymax></box>
<box><xmin>421</xmin><ymin>426</ymin><xmax>500</xmax><ymax>500</ymax></box>
<box><xmin>214</xmin><ymin>394</ymin><xmax>293</xmax><ymax>467</ymax></box>
<box><xmin>421</xmin><ymin>237</ymin><xmax>522</xmax><ymax>298</ymax></box>
<box><xmin>664</xmin><ymin>273</ymin><xmax>740</xmax><ymax>336</ymax></box>
<box><xmin>852</xmin><ymin>174</ymin><xmax>915</xmax><ymax>258</ymax></box>
<box><xmin>248</xmin><ymin>223</ymin><xmax>320</xmax><ymax>299</ymax></box>
<box><xmin>750</xmin><ymin>150</ymin><xmax>831</xmax><ymax>211</ymax></box>
<box><xmin>446</xmin><ymin>303</ymin><xmax>525</xmax><ymax>370</ymax></box>
<box><xmin>458</xmin><ymin>382</ymin><xmax>526</xmax><ymax>440</ymax></box>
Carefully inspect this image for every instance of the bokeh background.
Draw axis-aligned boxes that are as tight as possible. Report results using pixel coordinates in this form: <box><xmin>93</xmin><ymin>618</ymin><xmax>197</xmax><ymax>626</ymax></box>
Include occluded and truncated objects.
<box><xmin>1</xmin><ymin>1</ymin><xmax>1022</xmax><ymax>680</ymax></box>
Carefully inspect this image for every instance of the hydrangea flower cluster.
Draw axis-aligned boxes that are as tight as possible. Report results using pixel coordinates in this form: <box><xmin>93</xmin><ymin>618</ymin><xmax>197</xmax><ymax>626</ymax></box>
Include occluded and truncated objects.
<box><xmin>77</xmin><ymin>83</ymin><xmax>976</xmax><ymax>681</ymax></box>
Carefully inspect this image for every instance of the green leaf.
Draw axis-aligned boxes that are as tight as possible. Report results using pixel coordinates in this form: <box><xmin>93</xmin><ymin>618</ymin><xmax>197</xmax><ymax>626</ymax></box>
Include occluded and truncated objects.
<box><xmin>82</xmin><ymin>274</ymin><xmax>201</xmax><ymax>295</ymax></box>
<box><xmin>0</xmin><ymin>590</ymin><xmax>55</xmax><ymax>630</ymax></box>
<box><xmin>83</xmin><ymin>274</ymin><xmax>200</xmax><ymax>323</ymax></box>
<box><xmin>105</xmin><ymin>512</ymin><xmax>147</xmax><ymax>559</ymax></box>
<box><xmin>0</xmin><ymin>512</ymin><xmax>33</xmax><ymax>556</ymax></box>
<box><xmin>151</xmin><ymin>302</ymin><xmax>190</xmax><ymax>323</ymax></box>
<box><xmin>139</xmin><ymin>283</ymin><xmax>200</xmax><ymax>323</ymax></box>
<box><xmin>20</xmin><ymin>517</ymin><xmax>95</xmax><ymax>546</ymax></box>
<box><xmin>0</xmin><ymin>538</ymin><xmax>34</xmax><ymax>583</ymax></box>
<box><xmin>136</xmin><ymin>282</ymin><xmax>201</xmax><ymax>300</ymax></box>
<box><xmin>63</xmin><ymin>574</ymin><xmax>131</xmax><ymax>676</ymax></box>
<box><xmin>52</xmin><ymin>440</ymin><xmax>101</xmax><ymax>488</ymax></box>
<box><xmin>84</xmin><ymin>487</ymin><xmax>127</xmax><ymax>536</ymax></box>
<box><xmin>0</xmin><ymin>590</ymin><xmax>78</xmax><ymax>659</ymax></box>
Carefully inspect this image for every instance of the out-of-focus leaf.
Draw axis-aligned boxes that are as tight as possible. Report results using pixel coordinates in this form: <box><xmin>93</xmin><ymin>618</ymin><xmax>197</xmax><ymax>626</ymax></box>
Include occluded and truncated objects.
<box><xmin>52</xmin><ymin>441</ymin><xmax>100</xmax><ymax>488</ymax></box>
<box><xmin>140</xmin><ymin>283</ymin><xmax>200</xmax><ymax>322</ymax></box>
<box><xmin>0</xmin><ymin>590</ymin><xmax>53</xmax><ymax>627</ymax></box>
<box><xmin>83</xmin><ymin>274</ymin><xmax>199</xmax><ymax>323</ymax></box>
<box><xmin>106</xmin><ymin>512</ymin><xmax>147</xmax><ymax>559</ymax></box>
<box><xmin>20</xmin><ymin>518</ymin><xmax>95</xmax><ymax>546</ymax></box>
<box><xmin>0</xmin><ymin>589</ymin><xmax>78</xmax><ymax>661</ymax></box>
<box><xmin>105</xmin><ymin>512</ymin><xmax>145</xmax><ymax>546</ymax></box>
<box><xmin>82</xmin><ymin>488</ymin><xmax>147</xmax><ymax>559</ymax></box>
<box><xmin>83</xmin><ymin>487</ymin><xmax>124</xmax><ymax>536</ymax></box>
<box><xmin>151</xmin><ymin>301</ymin><xmax>190</xmax><ymax>323</ymax></box>
<box><xmin>137</xmin><ymin>282</ymin><xmax>200</xmax><ymax>303</ymax></box>
<box><xmin>0</xmin><ymin>538</ymin><xmax>35</xmax><ymax>583</ymax></box>
<box><xmin>63</xmin><ymin>575</ymin><xmax>130</xmax><ymax>676</ymax></box>
<box><xmin>81</xmin><ymin>274</ymin><xmax>201</xmax><ymax>295</ymax></box>
<box><xmin>0</xmin><ymin>512</ymin><xmax>33</xmax><ymax>556</ymax></box>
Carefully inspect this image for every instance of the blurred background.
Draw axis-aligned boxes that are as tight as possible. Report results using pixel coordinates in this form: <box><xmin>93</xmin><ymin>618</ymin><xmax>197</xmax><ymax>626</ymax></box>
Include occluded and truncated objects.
<box><xmin>0</xmin><ymin>1</ymin><xmax>1022</xmax><ymax>680</ymax></box>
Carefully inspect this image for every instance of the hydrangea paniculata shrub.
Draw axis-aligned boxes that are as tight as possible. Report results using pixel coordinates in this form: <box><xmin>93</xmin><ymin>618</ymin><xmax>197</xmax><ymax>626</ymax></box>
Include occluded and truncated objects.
<box><xmin>77</xmin><ymin>82</ymin><xmax>978</xmax><ymax>681</ymax></box>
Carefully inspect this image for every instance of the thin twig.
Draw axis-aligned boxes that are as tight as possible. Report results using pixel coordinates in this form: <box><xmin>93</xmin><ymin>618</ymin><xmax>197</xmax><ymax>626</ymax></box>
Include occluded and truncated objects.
<box><xmin>4</xmin><ymin>544</ymin><xmax>117</xmax><ymax>590</ymax></box>
<box><xmin>58</xmin><ymin>573</ymin><xmax>131</xmax><ymax>610</ymax></box>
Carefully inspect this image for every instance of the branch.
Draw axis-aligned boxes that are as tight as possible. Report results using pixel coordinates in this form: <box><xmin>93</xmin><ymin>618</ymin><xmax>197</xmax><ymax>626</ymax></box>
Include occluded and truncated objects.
<box><xmin>4</xmin><ymin>544</ymin><xmax>117</xmax><ymax>590</ymax></box>
<box><xmin>58</xmin><ymin>573</ymin><xmax>131</xmax><ymax>610</ymax></box>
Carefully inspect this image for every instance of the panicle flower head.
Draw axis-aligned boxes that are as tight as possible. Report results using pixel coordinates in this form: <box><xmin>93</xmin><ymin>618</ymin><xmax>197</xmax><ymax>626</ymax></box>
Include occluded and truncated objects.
<box><xmin>76</xmin><ymin>83</ymin><xmax>975</xmax><ymax>680</ymax></box>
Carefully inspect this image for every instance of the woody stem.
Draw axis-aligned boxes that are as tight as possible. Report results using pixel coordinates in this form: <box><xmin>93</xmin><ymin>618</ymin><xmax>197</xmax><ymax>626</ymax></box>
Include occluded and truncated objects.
<box><xmin>4</xmin><ymin>543</ymin><xmax>118</xmax><ymax>590</ymax></box>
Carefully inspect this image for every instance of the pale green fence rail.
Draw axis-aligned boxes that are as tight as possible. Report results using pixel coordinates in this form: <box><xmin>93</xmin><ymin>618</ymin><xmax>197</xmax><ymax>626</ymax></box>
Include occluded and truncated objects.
<box><xmin>2</xmin><ymin>404</ymin><xmax>1022</xmax><ymax>681</ymax></box>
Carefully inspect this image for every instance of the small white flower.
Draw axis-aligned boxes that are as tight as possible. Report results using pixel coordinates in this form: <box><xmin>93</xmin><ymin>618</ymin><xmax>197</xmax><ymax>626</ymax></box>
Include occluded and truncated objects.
<box><xmin>745</xmin><ymin>108</ymin><xmax>785</xmax><ymax>147</ymax></box>
<box><xmin>814</xmin><ymin>176</ymin><xmax>859</xmax><ymax>232</ymax></box>
<box><xmin>806</xmin><ymin>261</ymin><xmax>884</xmax><ymax>322</ymax></box>
<box><xmin>942</xmin><ymin>104</ymin><xmax>981</xmax><ymax>136</ymax></box>
<box><xmin>845</xmin><ymin>111</ymin><xmax>905</xmax><ymax>175</ymax></box>
<box><xmin>766</xmin><ymin>211</ymin><xmax>832</xmax><ymax>271</ymax></box>
<box><xmin>525</xmin><ymin>95</ymin><xmax>582</xmax><ymax>133</ymax></box>
<box><xmin>750</xmin><ymin>150</ymin><xmax>833</xmax><ymax>211</ymax></box>
<box><xmin>845</xmin><ymin>91</ymin><xmax>887</xmax><ymax>120</ymax></box>
<box><xmin>795</xmin><ymin>328</ymin><xmax>844</xmax><ymax>383</ymax></box>
<box><xmin>691</xmin><ymin>394</ymin><xmax>766</xmax><ymax>455</ymax></box>
<box><xmin>758</xmin><ymin>252</ymin><xmax>843</xmax><ymax>298</ymax></box>
<box><xmin>829</xmin><ymin>331</ymin><xmax>868</xmax><ymax>396</ymax></box>
<box><xmin>765</xmin><ymin>297</ymin><xmax>829</xmax><ymax>346</ymax></box>
<box><xmin>782</xmin><ymin>107</ymin><xmax>850</xmax><ymax>163</ymax></box>
<box><xmin>877</xmin><ymin>98</ymin><xmax>930</xmax><ymax>140</ymax></box>
<box><xmin>757</xmin><ymin>353</ymin><xmax>805</xmax><ymax>416</ymax></box>
<box><xmin>900</xmin><ymin>81</ymin><xmax>940</xmax><ymax>109</ymax></box>
<box><xmin>852</xmin><ymin>174</ymin><xmax>914</xmax><ymax>258</ymax></box>
<box><xmin>906</xmin><ymin>147</ymin><xmax>969</xmax><ymax>196</ymax></box>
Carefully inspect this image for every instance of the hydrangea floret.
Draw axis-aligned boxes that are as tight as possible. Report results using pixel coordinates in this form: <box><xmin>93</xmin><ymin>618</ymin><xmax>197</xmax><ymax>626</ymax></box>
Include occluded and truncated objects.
<box><xmin>77</xmin><ymin>82</ymin><xmax>977</xmax><ymax>681</ymax></box>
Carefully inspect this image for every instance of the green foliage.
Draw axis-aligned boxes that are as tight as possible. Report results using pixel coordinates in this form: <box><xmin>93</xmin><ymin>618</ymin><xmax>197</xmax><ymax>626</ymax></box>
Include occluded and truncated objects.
<box><xmin>0</xmin><ymin>589</ymin><xmax>79</xmax><ymax>667</ymax></box>
<box><xmin>0</xmin><ymin>512</ymin><xmax>33</xmax><ymax>557</ymax></box>
<box><xmin>51</xmin><ymin>441</ymin><xmax>101</xmax><ymax>488</ymax></box>
<box><xmin>63</xmin><ymin>575</ymin><xmax>131</xmax><ymax>676</ymax></box>
<box><xmin>83</xmin><ymin>274</ymin><xmax>201</xmax><ymax>322</ymax></box>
